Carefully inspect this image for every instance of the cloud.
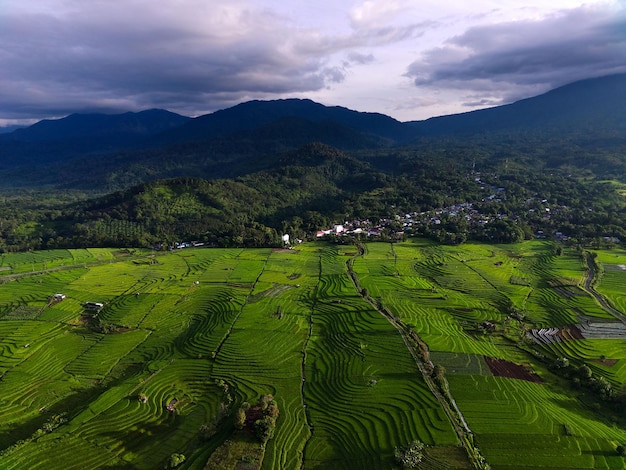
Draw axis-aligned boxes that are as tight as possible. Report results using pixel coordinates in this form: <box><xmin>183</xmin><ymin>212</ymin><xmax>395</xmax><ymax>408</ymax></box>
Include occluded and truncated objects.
<box><xmin>350</xmin><ymin>0</ymin><xmax>414</xmax><ymax>29</ymax></box>
<box><xmin>0</xmin><ymin>2</ymin><xmax>336</xmax><ymax>119</ymax></box>
<box><xmin>3</xmin><ymin>0</ymin><xmax>620</xmax><ymax>124</ymax></box>
<box><xmin>406</xmin><ymin>4</ymin><xmax>626</xmax><ymax>107</ymax></box>
<box><xmin>0</xmin><ymin>0</ymin><xmax>431</xmax><ymax>121</ymax></box>
<box><xmin>346</xmin><ymin>52</ymin><xmax>375</xmax><ymax>65</ymax></box>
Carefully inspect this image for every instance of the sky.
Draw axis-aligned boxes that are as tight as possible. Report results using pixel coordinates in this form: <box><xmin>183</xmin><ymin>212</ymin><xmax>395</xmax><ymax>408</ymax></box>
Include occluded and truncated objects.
<box><xmin>1</xmin><ymin>0</ymin><xmax>625</xmax><ymax>126</ymax></box>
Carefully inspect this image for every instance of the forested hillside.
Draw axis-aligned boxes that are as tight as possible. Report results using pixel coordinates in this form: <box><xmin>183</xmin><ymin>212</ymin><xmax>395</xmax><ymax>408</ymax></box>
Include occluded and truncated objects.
<box><xmin>0</xmin><ymin>142</ymin><xmax>623</xmax><ymax>252</ymax></box>
<box><xmin>0</xmin><ymin>74</ymin><xmax>624</xmax><ymax>251</ymax></box>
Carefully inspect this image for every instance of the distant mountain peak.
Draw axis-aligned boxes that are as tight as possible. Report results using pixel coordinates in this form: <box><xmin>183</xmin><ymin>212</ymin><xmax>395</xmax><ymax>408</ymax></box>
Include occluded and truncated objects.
<box><xmin>1</xmin><ymin>73</ymin><xmax>624</xmax><ymax>184</ymax></box>
<box><xmin>4</xmin><ymin>108</ymin><xmax>191</xmax><ymax>144</ymax></box>
<box><xmin>408</xmin><ymin>72</ymin><xmax>626</xmax><ymax>136</ymax></box>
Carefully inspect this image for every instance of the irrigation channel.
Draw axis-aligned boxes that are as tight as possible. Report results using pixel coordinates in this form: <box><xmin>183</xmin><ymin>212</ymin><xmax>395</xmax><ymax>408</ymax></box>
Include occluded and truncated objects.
<box><xmin>345</xmin><ymin>242</ymin><xmax>488</xmax><ymax>469</ymax></box>
<box><xmin>584</xmin><ymin>252</ymin><xmax>626</xmax><ymax>323</ymax></box>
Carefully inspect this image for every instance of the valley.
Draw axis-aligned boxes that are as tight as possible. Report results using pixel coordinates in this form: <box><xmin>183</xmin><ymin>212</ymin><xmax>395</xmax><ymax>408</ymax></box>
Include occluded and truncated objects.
<box><xmin>0</xmin><ymin>74</ymin><xmax>625</xmax><ymax>469</ymax></box>
<box><xmin>2</xmin><ymin>0</ymin><xmax>625</xmax><ymax>467</ymax></box>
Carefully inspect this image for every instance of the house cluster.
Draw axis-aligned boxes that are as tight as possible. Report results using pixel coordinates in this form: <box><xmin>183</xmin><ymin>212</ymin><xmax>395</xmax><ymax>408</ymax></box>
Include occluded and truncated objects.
<box><xmin>153</xmin><ymin>241</ymin><xmax>206</xmax><ymax>251</ymax></box>
<box><xmin>315</xmin><ymin>223</ymin><xmax>383</xmax><ymax>238</ymax></box>
<box><xmin>313</xmin><ymin>175</ymin><xmax>583</xmax><ymax>242</ymax></box>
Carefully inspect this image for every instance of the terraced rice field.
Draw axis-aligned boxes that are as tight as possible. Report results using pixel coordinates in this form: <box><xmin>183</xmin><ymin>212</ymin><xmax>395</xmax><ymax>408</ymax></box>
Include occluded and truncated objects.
<box><xmin>1</xmin><ymin>241</ymin><xmax>625</xmax><ymax>469</ymax></box>
<box><xmin>355</xmin><ymin>240</ymin><xmax>626</xmax><ymax>469</ymax></box>
<box><xmin>594</xmin><ymin>248</ymin><xmax>626</xmax><ymax>315</ymax></box>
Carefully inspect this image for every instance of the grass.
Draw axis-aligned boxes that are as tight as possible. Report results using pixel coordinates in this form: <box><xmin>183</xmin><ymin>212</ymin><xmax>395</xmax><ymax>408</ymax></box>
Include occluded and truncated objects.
<box><xmin>1</xmin><ymin>240</ymin><xmax>625</xmax><ymax>469</ymax></box>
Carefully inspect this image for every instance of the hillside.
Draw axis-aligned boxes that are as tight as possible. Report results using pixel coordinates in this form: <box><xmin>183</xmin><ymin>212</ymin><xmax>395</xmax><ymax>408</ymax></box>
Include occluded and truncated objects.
<box><xmin>0</xmin><ymin>109</ymin><xmax>190</xmax><ymax>167</ymax></box>
<box><xmin>1</xmin><ymin>140</ymin><xmax>623</xmax><ymax>252</ymax></box>
<box><xmin>408</xmin><ymin>73</ymin><xmax>626</xmax><ymax>137</ymax></box>
<box><xmin>0</xmin><ymin>73</ymin><xmax>624</xmax><ymax>188</ymax></box>
<box><xmin>0</xmin><ymin>74</ymin><xmax>624</xmax><ymax>251</ymax></box>
<box><xmin>154</xmin><ymin>98</ymin><xmax>412</xmax><ymax>145</ymax></box>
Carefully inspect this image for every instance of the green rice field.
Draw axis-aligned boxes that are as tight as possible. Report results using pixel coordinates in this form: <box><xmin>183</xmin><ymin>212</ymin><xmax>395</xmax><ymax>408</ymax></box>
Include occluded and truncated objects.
<box><xmin>0</xmin><ymin>241</ymin><xmax>625</xmax><ymax>469</ymax></box>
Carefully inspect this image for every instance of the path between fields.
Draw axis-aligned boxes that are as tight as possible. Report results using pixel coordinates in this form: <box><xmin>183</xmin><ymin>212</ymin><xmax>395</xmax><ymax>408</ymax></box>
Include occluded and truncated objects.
<box><xmin>584</xmin><ymin>253</ymin><xmax>626</xmax><ymax>323</ymax></box>
<box><xmin>345</xmin><ymin>244</ymin><xmax>482</xmax><ymax>467</ymax></box>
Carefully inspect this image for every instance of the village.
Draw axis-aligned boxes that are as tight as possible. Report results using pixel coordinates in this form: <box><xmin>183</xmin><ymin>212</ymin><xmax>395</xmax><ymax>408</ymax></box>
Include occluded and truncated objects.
<box><xmin>162</xmin><ymin>174</ymin><xmax>619</xmax><ymax>250</ymax></box>
<box><xmin>314</xmin><ymin>175</ymin><xmax>574</xmax><ymax>245</ymax></box>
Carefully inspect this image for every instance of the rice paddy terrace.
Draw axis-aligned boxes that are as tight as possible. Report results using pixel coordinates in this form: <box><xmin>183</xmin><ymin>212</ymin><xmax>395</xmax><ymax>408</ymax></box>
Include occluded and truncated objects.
<box><xmin>0</xmin><ymin>241</ymin><xmax>625</xmax><ymax>469</ymax></box>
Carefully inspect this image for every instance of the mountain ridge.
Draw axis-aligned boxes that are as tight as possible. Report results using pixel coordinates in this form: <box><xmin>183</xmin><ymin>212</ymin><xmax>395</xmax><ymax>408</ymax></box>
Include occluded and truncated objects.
<box><xmin>407</xmin><ymin>73</ymin><xmax>626</xmax><ymax>136</ymax></box>
<box><xmin>0</xmin><ymin>73</ymin><xmax>625</xmax><ymax>188</ymax></box>
<box><xmin>2</xmin><ymin>73</ymin><xmax>625</xmax><ymax>147</ymax></box>
<box><xmin>152</xmin><ymin>98</ymin><xmax>412</xmax><ymax>146</ymax></box>
<box><xmin>3</xmin><ymin>108</ymin><xmax>190</xmax><ymax>143</ymax></box>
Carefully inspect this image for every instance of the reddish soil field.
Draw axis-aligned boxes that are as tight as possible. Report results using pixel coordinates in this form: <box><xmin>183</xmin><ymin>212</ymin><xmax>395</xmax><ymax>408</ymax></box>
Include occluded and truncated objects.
<box><xmin>593</xmin><ymin>358</ymin><xmax>619</xmax><ymax>367</ymax></box>
<box><xmin>484</xmin><ymin>357</ymin><xmax>542</xmax><ymax>383</ymax></box>
<box><xmin>559</xmin><ymin>325</ymin><xmax>585</xmax><ymax>340</ymax></box>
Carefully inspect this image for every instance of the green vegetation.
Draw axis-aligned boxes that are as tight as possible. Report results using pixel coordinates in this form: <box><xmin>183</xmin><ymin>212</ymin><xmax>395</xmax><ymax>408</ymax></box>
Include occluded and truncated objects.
<box><xmin>0</xmin><ymin>139</ymin><xmax>625</xmax><ymax>252</ymax></box>
<box><xmin>394</xmin><ymin>440</ymin><xmax>425</xmax><ymax>468</ymax></box>
<box><xmin>1</xmin><ymin>241</ymin><xmax>626</xmax><ymax>469</ymax></box>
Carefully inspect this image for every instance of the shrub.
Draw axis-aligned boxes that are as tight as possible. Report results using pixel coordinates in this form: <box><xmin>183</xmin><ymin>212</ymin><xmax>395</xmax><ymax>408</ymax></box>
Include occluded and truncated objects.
<box><xmin>254</xmin><ymin>416</ymin><xmax>276</xmax><ymax>443</ymax></box>
<box><xmin>165</xmin><ymin>453</ymin><xmax>185</xmax><ymax>468</ymax></box>
<box><xmin>235</xmin><ymin>407</ymin><xmax>247</xmax><ymax>429</ymax></box>
<box><xmin>394</xmin><ymin>440</ymin><xmax>425</xmax><ymax>468</ymax></box>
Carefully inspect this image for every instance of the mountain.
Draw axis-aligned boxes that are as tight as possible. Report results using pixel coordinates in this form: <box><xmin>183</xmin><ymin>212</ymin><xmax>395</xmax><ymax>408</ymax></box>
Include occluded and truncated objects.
<box><xmin>408</xmin><ymin>73</ymin><xmax>626</xmax><ymax>137</ymax></box>
<box><xmin>154</xmin><ymin>98</ymin><xmax>412</xmax><ymax>146</ymax></box>
<box><xmin>0</xmin><ymin>125</ymin><xmax>26</xmax><ymax>134</ymax></box>
<box><xmin>0</xmin><ymin>109</ymin><xmax>190</xmax><ymax>167</ymax></box>
<box><xmin>0</xmin><ymin>73</ymin><xmax>625</xmax><ymax>189</ymax></box>
<box><xmin>4</xmin><ymin>108</ymin><xmax>190</xmax><ymax>143</ymax></box>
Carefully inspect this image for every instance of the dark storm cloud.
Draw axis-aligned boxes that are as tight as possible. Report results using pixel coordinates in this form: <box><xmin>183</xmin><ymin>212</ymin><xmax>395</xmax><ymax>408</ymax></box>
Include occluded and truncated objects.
<box><xmin>0</xmin><ymin>5</ymin><xmax>337</xmax><ymax>120</ymax></box>
<box><xmin>0</xmin><ymin>0</ymin><xmax>432</xmax><ymax>122</ymax></box>
<box><xmin>406</xmin><ymin>5</ymin><xmax>626</xmax><ymax>106</ymax></box>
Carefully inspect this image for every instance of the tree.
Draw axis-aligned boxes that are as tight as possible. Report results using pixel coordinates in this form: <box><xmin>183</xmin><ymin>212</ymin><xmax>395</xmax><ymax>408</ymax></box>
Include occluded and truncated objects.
<box><xmin>165</xmin><ymin>453</ymin><xmax>186</xmax><ymax>468</ymax></box>
<box><xmin>616</xmin><ymin>444</ymin><xmax>626</xmax><ymax>457</ymax></box>
<box><xmin>394</xmin><ymin>440</ymin><xmax>425</xmax><ymax>468</ymax></box>
<box><xmin>578</xmin><ymin>364</ymin><xmax>592</xmax><ymax>380</ymax></box>
<box><xmin>590</xmin><ymin>375</ymin><xmax>612</xmax><ymax>399</ymax></box>
<box><xmin>254</xmin><ymin>416</ymin><xmax>276</xmax><ymax>442</ymax></box>
<box><xmin>266</xmin><ymin>401</ymin><xmax>279</xmax><ymax>418</ymax></box>
<box><xmin>235</xmin><ymin>406</ymin><xmax>247</xmax><ymax>429</ymax></box>
<box><xmin>260</xmin><ymin>394</ymin><xmax>273</xmax><ymax>411</ymax></box>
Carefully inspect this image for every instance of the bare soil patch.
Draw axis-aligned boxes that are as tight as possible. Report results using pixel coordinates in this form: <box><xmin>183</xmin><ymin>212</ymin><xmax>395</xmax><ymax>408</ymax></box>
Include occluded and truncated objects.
<box><xmin>593</xmin><ymin>358</ymin><xmax>618</xmax><ymax>367</ymax></box>
<box><xmin>559</xmin><ymin>325</ymin><xmax>584</xmax><ymax>340</ymax></box>
<box><xmin>484</xmin><ymin>357</ymin><xmax>541</xmax><ymax>383</ymax></box>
